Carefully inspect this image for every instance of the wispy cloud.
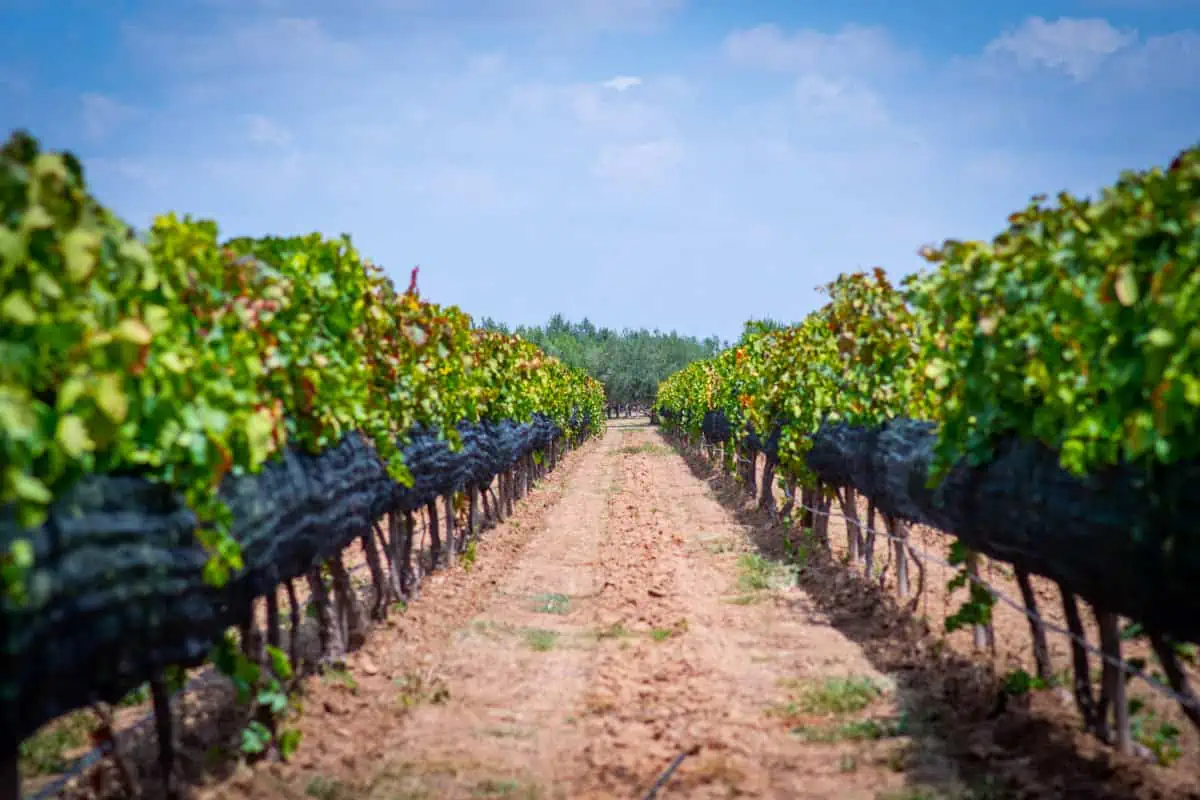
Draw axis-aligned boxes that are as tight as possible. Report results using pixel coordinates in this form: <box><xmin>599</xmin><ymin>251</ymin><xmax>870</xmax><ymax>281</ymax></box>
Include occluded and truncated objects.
<box><xmin>5</xmin><ymin>5</ymin><xmax>1197</xmax><ymax>339</ymax></box>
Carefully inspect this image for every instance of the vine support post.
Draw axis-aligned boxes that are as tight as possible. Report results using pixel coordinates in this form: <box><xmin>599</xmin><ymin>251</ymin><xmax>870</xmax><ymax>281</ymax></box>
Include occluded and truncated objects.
<box><xmin>863</xmin><ymin>501</ymin><xmax>877</xmax><ymax>578</ymax></box>
<box><xmin>965</xmin><ymin>551</ymin><xmax>994</xmax><ymax>651</ymax></box>
<box><xmin>361</xmin><ymin>526</ymin><xmax>392</xmax><ymax>617</ymax></box>
<box><xmin>1060</xmin><ymin>585</ymin><xmax>1103</xmax><ymax>737</ymax></box>
<box><xmin>265</xmin><ymin>590</ymin><xmax>282</xmax><ymax>652</ymax></box>
<box><xmin>839</xmin><ymin>487</ymin><xmax>861</xmax><ymax>563</ymax></box>
<box><xmin>1096</xmin><ymin>611</ymin><xmax>1131</xmax><ymax>755</ymax></box>
<box><xmin>399</xmin><ymin>511</ymin><xmax>419</xmax><ymax>599</ymax></box>
<box><xmin>1014</xmin><ymin>568</ymin><xmax>1053</xmax><ymax>682</ymax></box>
<box><xmin>443</xmin><ymin>494</ymin><xmax>457</xmax><ymax>568</ymax></box>
<box><xmin>886</xmin><ymin>515</ymin><xmax>909</xmax><ymax>598</ymax></box>
<box><xmin>758</xmin><ymin>457</ymin><xmax>777</xmax><ymax>515</ymax></box>
<box><xmin>150</xmin><ymin>674</ymin><xmax>179</xmax><ymax>800</ymax></box>
<box><xmin>468</xmin><ymin>483</ymin><xmax>480</xmax><ymax>541</ymax></box>
<box><xmin>307</xmin><ymin>566</ymin><xmax>342</xmax><ymax>662</ymax></box>
<box><xmin>425</xmin><ymin>501</ymin><xmax>442</xmax><ymax>570</ymax></box>
<box><xmin>286</xmin><ymin>579</ymin><xmax>303</xmax><ymax>670</ymax></box>
<box><xmin>329</xmin><ymin>554</ymin><xmax>367</xmax><ymax>650</ymax></box>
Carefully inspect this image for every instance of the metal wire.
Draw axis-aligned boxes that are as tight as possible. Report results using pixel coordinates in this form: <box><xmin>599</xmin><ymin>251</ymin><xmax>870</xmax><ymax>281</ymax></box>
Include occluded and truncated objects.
<box><xmin>700</xmin><ymin>441</ymin><xmax>1200</xmax><ymax>714</ymax></box>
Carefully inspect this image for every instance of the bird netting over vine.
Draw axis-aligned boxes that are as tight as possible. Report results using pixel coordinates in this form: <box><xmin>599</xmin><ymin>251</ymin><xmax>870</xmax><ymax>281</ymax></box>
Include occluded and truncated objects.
<box><xmin>0</xmin><ymin>413</ymin><xmax>576</xmax><ymax>751</ymax></box>
<box><xmin>804</xmin><ymin>417</ymin><xmax>1200</xmax><ymax>643</ymax></box>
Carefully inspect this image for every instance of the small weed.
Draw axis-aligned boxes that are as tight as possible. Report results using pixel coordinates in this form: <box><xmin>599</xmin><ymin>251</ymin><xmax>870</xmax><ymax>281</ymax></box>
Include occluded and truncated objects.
<box><xmin>530</xmin><ymin>593</ymin><xmax>570</xmax><ymax>615</ymax></box>
<box><xmin>777</xmin><ymin>675</ymin><xmax>883</xmax><ymax>716</ymax></box>
<box><xmin>725</xmin><ymin>593</ymin><xmax>763</xmax><ymax>606</ymax></box>
<box><xmin>737</xmin><ymin>553</ymin><xmax>772</xmax><ymax>591</ymax></box>
<box><xmin>524</xmin><ymin>628</ymin><xmax>558</xmax><ymax>652</ymax></box>
<box><xmin>704</xmin><ymin>538</ymin><xmax>737</xmax><ymax>554</ymax></box>
<box><xmin>323</xmin><ymin>667</ymin><xmax>358</xmax><ymax>692</ymax></box>
<box><xmin>619</xmin><ymin>442</ymin><xmax>665</xmax><ymax>456</ymax></box>
<box><xmin>473</xmin><ymin>778</ymin><xmax>540</xmax><ymax>797</ymax></box>
<box><xmin>391</xmin><ymin>600</ymin><xmax>408</xmax><ymax>615</ymax></box>
<box><xmin>838</xmin><ymin>754</ymin><xmax>858</xmax><ymax>773</ymax></box>
<box><xmin>393</xmin><ymin>672</ymin><xmax>450</xmax><ymax>708</ymax></box>
<box><xmin>462</xmin><ymin>540</ymin><xmax>478</xmax><ymax>572</ymax></box>
<box><xmin>1129</xmin><ymin>698</ymin><xmax>1183</xmax><ymax>765</ymax></box>
<box><xmin>306</xmin><ymin>775</ymin><xmax>354</xmax><ymax>800</ymax></box>
<box><xmin>19</xmin><ymin>714</ymin><xmax>94</xmax><ymax>775</ymax></box>
<box><xmin>596</xmin><ymin>622</ymin><xmax>629</xmax><ymax>639</ymax></box>
<box><xmin>649</xmin><ymin>618</ymin><xmax>689</xmax><ymax>642</ymax></box>
<box><xmin>118</xmin><ymin>683</ymin><xmax>150</xmax><ymax>707</ymax></box>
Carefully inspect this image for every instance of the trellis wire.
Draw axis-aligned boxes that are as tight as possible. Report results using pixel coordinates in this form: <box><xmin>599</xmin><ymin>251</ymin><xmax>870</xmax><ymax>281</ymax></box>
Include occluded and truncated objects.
<box><xmin>699</xmin><ymin>440</ymin><xmax>1200</xmax><ymax>717</ymax></box>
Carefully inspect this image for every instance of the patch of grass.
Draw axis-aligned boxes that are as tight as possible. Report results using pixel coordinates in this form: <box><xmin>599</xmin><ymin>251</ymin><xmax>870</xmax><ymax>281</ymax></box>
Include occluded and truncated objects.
<box><xmin>595</xmin><ymin>622</ymin><xmax>629</xmax><ymax>639</ymax></box>
<box><xmin>472</xmin><ymin>778</ymin><xmax>540</xmax><ymax>797</ymax></box>
<box><xmin>776</xmin><ymin>675</ymin><xmax>883</xmax><ymax>717</ymax></box>
<box><xmin>462</xmin><ymin>540</ymin><xmax>478</xmax><ymax>572</ymax></box>
<box><xmin>649</xmin><ymin>618</ymin><xmax>689</xmax><ymax>642</ymax></box>
<box><xmin>620</xmin><ymin>442</ymin><xmax>666</xmax><ymax>456</ymax></box>
<box><xmin>724</xmin><ymin>593</ymin><xmax>763</xmax><ymax>606</ymax></box>
<box><xmin>19</xmin><ymin>713</ymin><xmax>94</xmax><ymax>775</ymax></box>
<box><xmin>737</xmin><ymin>552</ymin><xmax>790</xmax><ymax>592</ymax></box>
<box><xmin>118</xmin><ymin>683</ymin><xmax>150</xmax><ymax>707</ymax></box>
<box><xmin>703</xmin><ymin>537</ymin><xmax>737</xmax><ymax>554</ymax></box>
<box><xmin>307</xmin><ymin>775</ymin><xmax>354</xmax><ymax>800</ymax></box>
<box><xmin>524</xmin><ymin>628</ymin><xmax>558</xmax><ymax>652</ymax></box>
<box><xmin>393</xmin><ymin>672</ymin><xmax>451</xmax><ymax>708</ymax></box>
<box><xmin>530</xmin><ymin>592</ymin><xmax>570</xmax><ymax>615</ymax></box>
<box><xmin>322</xmin><ymin>667</ymin><xmax>359</xmax><ymax>692</ymax></box>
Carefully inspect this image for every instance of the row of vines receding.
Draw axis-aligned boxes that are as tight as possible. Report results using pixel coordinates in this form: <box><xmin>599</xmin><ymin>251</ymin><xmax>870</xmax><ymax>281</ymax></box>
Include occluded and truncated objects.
<box><xmin>653</xmin><ymin>143</ymin><xmax>1200</xmax><ymax>771</ymax></box>
<box><xmin>0</xmin><ymin>129</ymin><xmax>607</xmax><ymax>799</ymax></box>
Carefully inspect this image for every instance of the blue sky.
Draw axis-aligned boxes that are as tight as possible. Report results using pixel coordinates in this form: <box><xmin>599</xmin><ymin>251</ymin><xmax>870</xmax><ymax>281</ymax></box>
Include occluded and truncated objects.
<box><xmin>2</xmin><ymin>1</ymin><xmax>1197</xmax><ymax>342</ymax></box>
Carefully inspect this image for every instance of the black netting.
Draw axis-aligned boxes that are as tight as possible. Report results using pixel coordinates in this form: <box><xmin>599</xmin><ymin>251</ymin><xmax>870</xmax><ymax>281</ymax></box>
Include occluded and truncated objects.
<box><xmin>701</xmin><ymin>411</ymin><xmax>731</xmax><ymax>443</ymax></box>
<box><xmin>805</xmin><ymin>418</ymin><xmax>1200</xmax><ymax>645</ymax></box>
<box><xmin>0</xmin><ymin>412</ymin><xmax>579</xmax><ymax>750</ymax></box>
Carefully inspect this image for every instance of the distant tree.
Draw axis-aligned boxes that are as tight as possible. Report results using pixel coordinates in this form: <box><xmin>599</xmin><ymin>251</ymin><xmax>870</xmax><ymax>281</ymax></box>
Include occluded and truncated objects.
<box><xmin>487</xmin><ymin>314</ymin><xmax>720</xmax><ymax>411</ymax></box>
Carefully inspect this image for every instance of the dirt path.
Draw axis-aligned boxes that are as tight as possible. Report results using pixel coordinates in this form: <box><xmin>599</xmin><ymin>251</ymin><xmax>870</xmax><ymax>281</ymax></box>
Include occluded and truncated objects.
<box><xmin>203</xmin><ymin>421</ymin><xmax>953</xmax><ymax>799</ymax></box>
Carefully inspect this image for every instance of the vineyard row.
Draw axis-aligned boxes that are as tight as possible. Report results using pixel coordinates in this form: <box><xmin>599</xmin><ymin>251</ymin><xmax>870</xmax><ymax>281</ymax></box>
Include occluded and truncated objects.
<box><xmin>0</xmin><ymin>130</ymin><xmax>606</xmax><ymax>797</ymax></box>
<box><xmin>653</xmin><ymin>143</ymin><xmax>1200</xmax><ymax>763</ymax></box>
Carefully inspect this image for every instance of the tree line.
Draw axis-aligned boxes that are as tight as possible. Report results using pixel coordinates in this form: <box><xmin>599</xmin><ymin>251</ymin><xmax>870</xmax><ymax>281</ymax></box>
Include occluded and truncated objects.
<box><xmin>477</xmin><ymin>314</ymin><xmax>734</xmax><ymax>414</ymax></box>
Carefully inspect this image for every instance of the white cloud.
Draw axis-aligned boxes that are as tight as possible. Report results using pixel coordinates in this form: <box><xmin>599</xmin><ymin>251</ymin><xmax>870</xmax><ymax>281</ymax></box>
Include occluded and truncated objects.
<box><xmin>123</xmin><ymin>16</ymin><xmax>362</xmax><ymax>74</ymax></box>
<box><xmin>245</xmin><ymin>114</ymin><xmax>291</xmax><ymax>147</ymax></box>
<box><xmin>984</xmin><ymin>17</ymin><xmax>1136</xmax><ymax>80</ymax></box>
<box><xmin>592</xmin><ymin>138</ymin><xmax>683</xmax><ymax>185</ymax></box>
<box><xmin>80</xmin><ymin>93</ymin><xmax>137</xmax><ymax>140</ymax></box>
<box><xmin>794</xmin><ymin>76</ymin><xmax>888</xmax><ymax>127</ymax></box>
<box><xmin>602</xmin><ymin>75</ymin><xmax>642</xmax><ymax>92</ymax></box>
<box><xmin>723</xmin><ymin>23</ymin><xmax>913</xmax><ymax>76</ymax></box>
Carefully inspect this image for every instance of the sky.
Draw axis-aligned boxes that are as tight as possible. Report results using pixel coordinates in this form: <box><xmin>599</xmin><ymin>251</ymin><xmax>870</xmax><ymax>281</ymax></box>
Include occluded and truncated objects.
<box><xmin>1</xmin><ymin>1</ymin><xmax>1198</xmax><ymax>342</ymax></box>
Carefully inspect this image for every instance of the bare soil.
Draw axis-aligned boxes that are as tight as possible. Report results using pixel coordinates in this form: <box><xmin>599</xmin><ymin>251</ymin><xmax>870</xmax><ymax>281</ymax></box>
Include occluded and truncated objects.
<box><xmin>33</xmin><ymin>420</ymin><xmax>1200</xmax><ymax>799</ymax></box>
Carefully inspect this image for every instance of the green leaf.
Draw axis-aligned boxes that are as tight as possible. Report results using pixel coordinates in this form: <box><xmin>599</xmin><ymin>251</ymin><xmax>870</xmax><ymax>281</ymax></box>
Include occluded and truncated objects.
<box><xmin>1145</xmin><ymin>328</ymin><xmax>1174</xmax><ymax>348</ymax></box>
<box><xmin>55</xmin><ymin>414</ymin><xmax>95</xmax><ymax>458</ymax></box>
<box><xmin>92</xmin><ymin>374</ymin><xmax>129</xmax><ymax>423</ymax></box>
<box><xmin>7</xmin><ymin>469</ymin><xmax>52</xmax><ymax>504</ymax></box>
<box><xmin>1114</xmin><ymin>266</ymin><xmax>1138</xmax><ymax>307</ymax></box>
<box><xmin>1</xmin><ymin>292</ymin><xmax>37</xmax><ymax>325</ymax></box>
<box><xmin>61</xmin><ymin>229</ymin><xmax>102</xmax><ymax>282</ymax></box>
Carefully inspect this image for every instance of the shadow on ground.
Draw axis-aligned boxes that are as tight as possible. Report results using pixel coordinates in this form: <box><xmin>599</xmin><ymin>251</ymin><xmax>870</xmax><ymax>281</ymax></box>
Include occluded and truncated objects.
<box><xmin>665</xmin><ymin>431</ymin><xmax>1196</xmax><ymax>800</ymax></box>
